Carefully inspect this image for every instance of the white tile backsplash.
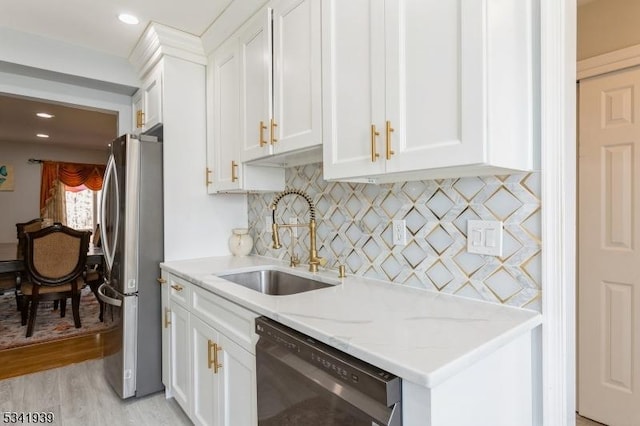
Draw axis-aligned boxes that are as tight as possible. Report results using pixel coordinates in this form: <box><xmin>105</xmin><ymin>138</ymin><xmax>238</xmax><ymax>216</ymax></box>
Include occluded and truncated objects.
<box><xmin>247</xmin><ymin>163</ymin><xmax>542</xmax><ymax>310</ymax></box>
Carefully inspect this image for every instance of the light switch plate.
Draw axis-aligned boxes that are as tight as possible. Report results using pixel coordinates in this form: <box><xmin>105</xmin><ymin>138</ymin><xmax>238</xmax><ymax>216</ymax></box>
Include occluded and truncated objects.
<box><xmin>392</xmin><ymin>220</ymin><xmax>407</xmax><ymax>246</ymax></box>
<box><xmin>467</xmin><ymin>220</ymin><xmax>503</xmax><ymax>256</ymax></box>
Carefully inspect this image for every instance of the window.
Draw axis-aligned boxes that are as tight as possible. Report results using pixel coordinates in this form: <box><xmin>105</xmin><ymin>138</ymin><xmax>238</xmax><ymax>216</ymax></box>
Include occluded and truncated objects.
<box><xmin>65</xmin><ymin>185</ymin><xmax>100</xmax><ymax>231</ymax></box>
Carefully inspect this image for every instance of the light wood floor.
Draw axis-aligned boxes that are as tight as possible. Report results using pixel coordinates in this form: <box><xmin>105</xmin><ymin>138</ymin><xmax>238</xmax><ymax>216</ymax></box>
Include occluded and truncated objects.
<box><xmin>0</xmin><ymin>358</ymin><xmax>191</xmax><ymax>426</ymax></box>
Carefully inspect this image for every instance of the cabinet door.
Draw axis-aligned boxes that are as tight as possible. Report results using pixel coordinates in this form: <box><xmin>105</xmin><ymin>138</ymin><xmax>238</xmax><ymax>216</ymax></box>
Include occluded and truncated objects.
<box><xmin>210</xmin><ymin>38</ymin><xmax>242</xmax><ymax>192</ymax></box>
<box><xmin>384</xmin><ymin>0</ymin><xmax>483</xmax><ymax>174</ymax></box>
<box><xmin>170</xmin><ymin>301</ymin><xmax>191</xmax><ymax>414</ymax></box>
<box><xmin>142</xmin><ymin>66</ymin><xmax>163</xmax><ymax>131</ymax></box>
<box><xmin>161</xmin><ymin>272</ymin><xmax>171</xmax><ymax>396</ymax></box>
<box><xmin>272</xmin><ymin>0</ymin><xmax>322</xmax><ymax>155</ymax></box>
<box><xmin>239</xmin><ymin>11</ymin><xmax>273</xmax><ymax>162</ymax></box>
<box><xmin>321</xmin><ymin>0</ymin><xmax>386</xmax><ymax>180</ymax></box>
<box><xmin>191</xmin><ymin>316</ymin><xmax>220</xmax><ymax>426</ymax></box>
<box><xmin>217</xmin><ymin>332</ymin><xmax>257</xmax><ymax>426</ymax></box>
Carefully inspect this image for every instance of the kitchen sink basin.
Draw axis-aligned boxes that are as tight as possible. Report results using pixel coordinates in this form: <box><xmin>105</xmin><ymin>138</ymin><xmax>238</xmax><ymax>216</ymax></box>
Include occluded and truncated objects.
<box><xmin>217</xmin><ymin>269</ymin><xmax>335</xmax><ymax>295</ymax></box>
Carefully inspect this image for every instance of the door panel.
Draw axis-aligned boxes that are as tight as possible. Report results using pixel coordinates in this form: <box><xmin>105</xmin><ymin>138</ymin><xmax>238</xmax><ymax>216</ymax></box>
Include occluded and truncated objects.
<box><xmin>578</xmin><ymin>66</ymin><xmax>640</xmax><ymax>425</ymax></box>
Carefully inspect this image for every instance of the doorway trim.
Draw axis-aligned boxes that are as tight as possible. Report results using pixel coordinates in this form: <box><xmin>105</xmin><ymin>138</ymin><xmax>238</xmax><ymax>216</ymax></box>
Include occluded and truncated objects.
<box><xmin>541</xmin><ymin>0</ymin><xmax>577</xmax><ymax>424</ymax></box>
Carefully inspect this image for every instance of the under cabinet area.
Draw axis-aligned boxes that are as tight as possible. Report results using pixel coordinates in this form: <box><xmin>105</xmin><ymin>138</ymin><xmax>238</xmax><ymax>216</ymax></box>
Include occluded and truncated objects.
<box><xmin>322</xmin><ymin>0</ymin><xmax>537</xmax><ymax>183</ymax></box>
<box><xmin>160</xmin><ymin>272</ymin><xmax>258</xmax><ymax>426</ymax></box>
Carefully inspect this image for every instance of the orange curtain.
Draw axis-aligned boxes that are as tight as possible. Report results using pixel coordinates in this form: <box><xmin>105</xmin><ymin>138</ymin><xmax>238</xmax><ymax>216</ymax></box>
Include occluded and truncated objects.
<box><xmin>40</xmin><ymin>161</ymin><xmax>106</xmax><ymax>213</ymax></box>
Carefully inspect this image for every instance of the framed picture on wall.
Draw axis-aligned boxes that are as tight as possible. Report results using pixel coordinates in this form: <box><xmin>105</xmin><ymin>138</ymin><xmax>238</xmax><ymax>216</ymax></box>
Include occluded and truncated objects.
<box><xmin>0</xmin><ymin>164</ymin><xmax>14</xmax><ymax>191</ymax></box>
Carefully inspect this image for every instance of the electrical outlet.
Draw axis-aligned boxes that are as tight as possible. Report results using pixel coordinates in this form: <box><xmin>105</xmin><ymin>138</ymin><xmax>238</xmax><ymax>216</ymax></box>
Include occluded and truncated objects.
<box><xmin>265</xmin><ymin>216</ymin><xmax>272</xmax><ymax>233</ymax></box>
<box><xmin>392</xmin><ymin>220</ymin><xmax>407</xmax><ymax>246</ymax></box>
<box><xmin>289</xmin><ymin>217</ymin><xmax>298</xmax><ymax>237</ymax></box>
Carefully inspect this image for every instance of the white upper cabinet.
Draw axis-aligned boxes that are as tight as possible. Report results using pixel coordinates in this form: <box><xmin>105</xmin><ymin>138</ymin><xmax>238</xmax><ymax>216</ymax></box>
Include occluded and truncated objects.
<box><xmin>132</xmin><ymin>63</ymin><xmax>163</xmax><ymax>133</ymax></box>
<box><xmin>206</xmin><ymin>33</ymin><xmax>285</xmax><ymax>193</ymax></box>
<box><xmin>240</xmin><ymin>0</ymin><xmax>322</xmax><ymax>164</ymax></box>
<box><xmin>208</xmin><ymin>38</ymin><xmax>242</xmax><ymax>193</ymax></box>
<box><xmin>322</xmin><ymin>0</ymin><xmax>537</xmax><ymax>183</ymax></box>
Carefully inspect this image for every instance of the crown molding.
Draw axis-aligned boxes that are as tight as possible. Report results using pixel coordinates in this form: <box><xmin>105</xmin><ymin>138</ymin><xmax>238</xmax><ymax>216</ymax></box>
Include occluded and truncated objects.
<box><xmin>577</xmin><ymin>44</ymin><xmax>640</xmax><ymax>80</ymax></box>
<box><xmin>129</xmin><ymin>22</ymin><xmax>206</xmax><ymax>78</ymax></box>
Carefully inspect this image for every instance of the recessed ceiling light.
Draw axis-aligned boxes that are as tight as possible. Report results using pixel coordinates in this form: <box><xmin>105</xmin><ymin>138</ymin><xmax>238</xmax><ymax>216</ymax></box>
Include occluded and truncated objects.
<box><xmin>36</xmin><ymin>134</ymin><xmax>49</xmax><ymax>138</ymax></box>
<box><xmin>118</xmin><ymin>13</ymin><xmax>139</xmax><ymax>25</ymax></box>
<box><xmin>36</xmin><ymin>112</ymin><xmax>55</xmax><ymax>119</ymax></box>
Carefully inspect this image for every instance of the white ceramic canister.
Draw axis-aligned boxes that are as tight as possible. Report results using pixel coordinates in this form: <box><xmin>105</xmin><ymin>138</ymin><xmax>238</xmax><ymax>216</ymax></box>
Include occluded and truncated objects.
<box><xmin>229</xmin><ymin>228</ymin><xmax>253</xmax><ymax>256</ymax></box>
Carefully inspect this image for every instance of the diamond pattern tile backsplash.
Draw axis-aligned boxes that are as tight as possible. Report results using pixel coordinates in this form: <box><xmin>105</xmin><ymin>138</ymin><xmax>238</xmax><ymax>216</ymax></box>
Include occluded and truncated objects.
<box><xmin>247</xmin><ymin>164</ymin><xmax>541</xmax><ymax>310</ymax></box>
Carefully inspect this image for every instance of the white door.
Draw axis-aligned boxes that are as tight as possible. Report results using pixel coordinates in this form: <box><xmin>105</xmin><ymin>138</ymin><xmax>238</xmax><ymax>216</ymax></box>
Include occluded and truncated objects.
<box><xmin>272</xmin><ymin>0</ymin><xmax>321</xmax><ymax>154</ymax></box>
<box><xmin>578</xmin><ymin>66</ymin><xmax>640</xmax><ymax>425</ymax></box>
<box><xmin>385</xmin><ymin>0</ymin><xmax>483</xmax><ymax>174</ymax></box>
<box><xmin>217</xmin><ymin>332</ymin><xmax>257</xmax><ymax>426</ymax></box>
<box><xmin>321</xmin><ymin>0</ymin><xmax>386</xmax><ymax>180</ymax></box>
<box><xmin>239</xmin><ymin>10</ymin><xmax>273</xmax><ymax>162</ymax></box>
<box><xmin>160</xmin><ymin>273</ymin><xmax>171</xmax><ymax>396</ymax></box>
<box><xmin>210</xmin><ymin>38</ymin><xmax>241</xmax><ymax>192</ymax></box>
<box><xmin>142</xmin><ymin>65</ymin><xmax>163</xmax><ymax>131</ymax></box>
<box><xmin>191</xmin><ymin>315</ymin><xmax>219</xmax><ymax>426</ymax></box>
<box><xmin>170</xmin><ymin>301</ymin><xmax>191</xmax><ymax>414</ymax></box>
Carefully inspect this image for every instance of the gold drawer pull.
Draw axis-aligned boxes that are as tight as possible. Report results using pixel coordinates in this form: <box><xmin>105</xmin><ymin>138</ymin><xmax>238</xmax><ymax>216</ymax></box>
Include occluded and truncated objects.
<box><xmin>370</xmin><ymin>124</ymin><xmax>380</xmax><ymax>162</ymax></box>
<box><xmin>231</xmin><ymin>161</ymin><xmax>238</xmax><ymax>182</ymax></box>
<box><xmin>164</xmin><ymin>308</ymin><xmax>171</xmax><ymax>328</ymax></box>
<box><xmin>208</xmin><ymin>340</ymin><xmax>223</xmax><ymax>373</ymax></box>
<box><xmin>157</xmin><ymin>277</ymin><xmax>166</xmax><ymax>284</ymax></box>
<box><xmin>386</xmin><ymin>120</ymin><xmax>395</xmax><ymax>160</ymax></box>
<box><xmin>171</xmin><ymin>284</ymin><xmax>183</xmax><ymax>292</ymax></box>
<box><xmin>206</xmin><ymin>167</ymin><xmax>212</xmax><ymax>186</ymax></box>
<box><xmin>259</xmin><ymin>121</ymin><xmax>268</xmax><ymax>147</ymax></box>
<box><xmin>270</xmin><ymin>118</ymin><xmax>278</xmax><ymax>145</ymax></box>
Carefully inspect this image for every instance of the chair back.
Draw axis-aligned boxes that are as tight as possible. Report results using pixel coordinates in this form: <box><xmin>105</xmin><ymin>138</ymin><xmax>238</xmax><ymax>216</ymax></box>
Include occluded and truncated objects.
<box><xmin>16</xmin><ymin>218</ymin><xmax>43</xmax><ymax>259</ymax></box>
<box><xmin>23</xmin><ymin>224</ymin><xmax>90</xmax><ymax>287</ymax></box>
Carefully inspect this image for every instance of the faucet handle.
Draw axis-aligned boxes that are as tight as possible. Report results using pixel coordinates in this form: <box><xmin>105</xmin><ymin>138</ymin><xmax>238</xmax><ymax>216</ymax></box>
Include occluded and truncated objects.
<box><xmin>290</xmin><ymin>253</ymin><xmax>300</xmax><ymax>267</ymax></box>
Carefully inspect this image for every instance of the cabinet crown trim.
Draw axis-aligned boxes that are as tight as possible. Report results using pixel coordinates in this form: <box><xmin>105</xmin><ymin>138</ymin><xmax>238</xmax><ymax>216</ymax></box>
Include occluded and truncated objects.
<box><xmin>130</xmin><ymin>22</ymin><xmax>207</xmax><ymax>77</ymax></box>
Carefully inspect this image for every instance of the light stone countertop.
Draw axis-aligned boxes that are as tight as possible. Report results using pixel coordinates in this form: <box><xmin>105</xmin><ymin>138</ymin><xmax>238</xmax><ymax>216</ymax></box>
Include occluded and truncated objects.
<box><xmin>160</xmin><ymin>255</ymin><xmax>542</xmax><ymax>388</ymax></box>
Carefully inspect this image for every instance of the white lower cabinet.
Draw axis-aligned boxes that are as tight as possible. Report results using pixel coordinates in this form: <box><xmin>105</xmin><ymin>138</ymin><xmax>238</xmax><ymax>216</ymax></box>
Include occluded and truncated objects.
<box><xmin>163</xmin><ymin>273</ymin><xmax>258</xmax><ymax>426</ymax></box>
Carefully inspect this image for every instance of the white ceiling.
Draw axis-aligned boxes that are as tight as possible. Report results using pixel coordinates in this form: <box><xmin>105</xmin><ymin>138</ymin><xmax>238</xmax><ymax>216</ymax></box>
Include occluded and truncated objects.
<box><xmin>0</xmin><ymin>0</ymin><xmax>232</xmax><ymax>58</ymax></box>
<box><xmin>0</xmin><ymin>93</ymin><xmax>118</xmax><ymax>150</ymax></box>
<box><xmin>0</xmin><ymin>1</ymin><xmax>234</xmax><ymax>150</ymax></box>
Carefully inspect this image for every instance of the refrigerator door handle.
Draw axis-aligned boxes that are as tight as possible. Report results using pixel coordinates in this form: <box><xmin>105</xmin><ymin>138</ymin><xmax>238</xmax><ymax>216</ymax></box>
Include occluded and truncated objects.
<box><xmin>100</xmin><ymin>154</ymin><xmax>120</xmax><ymax>273</ymax></box>
<box><xmin>97</xmin><ymin>283</ymin><xmax>123</xmax><ymax>307</ymax></box>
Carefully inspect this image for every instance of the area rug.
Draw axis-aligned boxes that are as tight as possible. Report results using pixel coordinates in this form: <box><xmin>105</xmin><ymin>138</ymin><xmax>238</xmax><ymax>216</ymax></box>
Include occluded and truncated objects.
<box><xmin>0</xmin><ymin>287</ymin><xmax>112</xmax><ymax>350</ymax></box>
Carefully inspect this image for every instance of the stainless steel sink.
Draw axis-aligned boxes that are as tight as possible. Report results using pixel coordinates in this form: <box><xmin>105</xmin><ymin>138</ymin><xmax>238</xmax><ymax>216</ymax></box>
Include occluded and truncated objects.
<box><xmin>218</xmin><ymin>269</ymin><xmax>335</xmax><ymax>295</ymax></box>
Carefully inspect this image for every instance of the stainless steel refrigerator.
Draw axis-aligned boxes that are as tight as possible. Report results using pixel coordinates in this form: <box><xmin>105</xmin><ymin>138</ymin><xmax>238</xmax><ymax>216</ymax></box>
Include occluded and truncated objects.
<box><xmin>97</xmin><ymin>133</ymin><xmax>164</xmax><ymax>399</ymax></box>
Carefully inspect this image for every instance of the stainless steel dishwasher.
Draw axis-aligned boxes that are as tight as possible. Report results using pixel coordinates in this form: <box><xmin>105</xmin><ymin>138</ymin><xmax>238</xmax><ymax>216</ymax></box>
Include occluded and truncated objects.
<box><xmin>255</xmin><ymin>316</ymin><xmax>402</xmax><ymax>426</ymax></box>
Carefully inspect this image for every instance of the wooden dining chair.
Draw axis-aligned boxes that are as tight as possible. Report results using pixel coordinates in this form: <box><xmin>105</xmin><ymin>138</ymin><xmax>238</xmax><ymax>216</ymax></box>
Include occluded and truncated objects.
<box><xmin>20</xmin><ymin>223</ymin><xmax>90</xmax><ymax>337</ymax></box>
<box><xmin>16</xmin><ymin>218</ymin><xmax>43</xmax><ymax>260</ymax></box>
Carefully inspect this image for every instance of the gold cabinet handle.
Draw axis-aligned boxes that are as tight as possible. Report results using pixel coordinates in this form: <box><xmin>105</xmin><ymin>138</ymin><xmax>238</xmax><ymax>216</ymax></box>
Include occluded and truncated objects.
<box><xmin>164</xmin><ymin>307</ymin><xmax>171</xmax><ymax>328</ymax></box>
<box><xmin>206</xmin><ymin>167</ymin><xmax>212</xmax><ymax>186</ymax></box>
<box><xmin>386</xmin><ymin>120</ymin><xmax>395</xmax><ymax>160</ymax></box>
<box><xmin>171</xmin><ymin>284</ymin><xmax>183</xmax><ymax>292</ymax></box>
<box><xmin>370</xmin><ymin>124</ymin><xmax>380</xmax><ymax>162</ymax></box>
<box><xmin>157</xmin><ymin>277</ymin><xmax>166</xmax><ymax>284</ymax></box>
<box><xmin>259</xmin><ymin>121</ymin><xmax>268</xmax><ymax>147</ymax></box>
<box><xmin>136</xmin><ymin>110</ymin><xmax>143</xmax><ymax>128</ymax></box>
<box><xmin>208</xmin><ymin>340</ymin><xmax>223</xmax><ymax>373</ymax></box>
<box><xmin>136</xmin><ymin>111</ymin><xmax>145</xmax><ymax>128</ymax></box>
<box><xmin>270</xmin><ymin>118</ymin><xmax>278</xmax><ymax>145</ymax></box>
<box><xmin>231</xmin><ymin>161</ymin><xmax>238</xmax><ymax>182</ymax></box>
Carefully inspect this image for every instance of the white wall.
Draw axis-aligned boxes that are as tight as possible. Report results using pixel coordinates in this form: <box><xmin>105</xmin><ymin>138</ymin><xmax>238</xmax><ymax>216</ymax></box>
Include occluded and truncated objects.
<box><xmin>0</xmin><ymin>140</ymin><xmax>107</xmax><ymax>243</ymax></box>
<box><xmin>578</xmin><ymin>0</ymin><xmax>640</xmax><ymax>60</ymax></box>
